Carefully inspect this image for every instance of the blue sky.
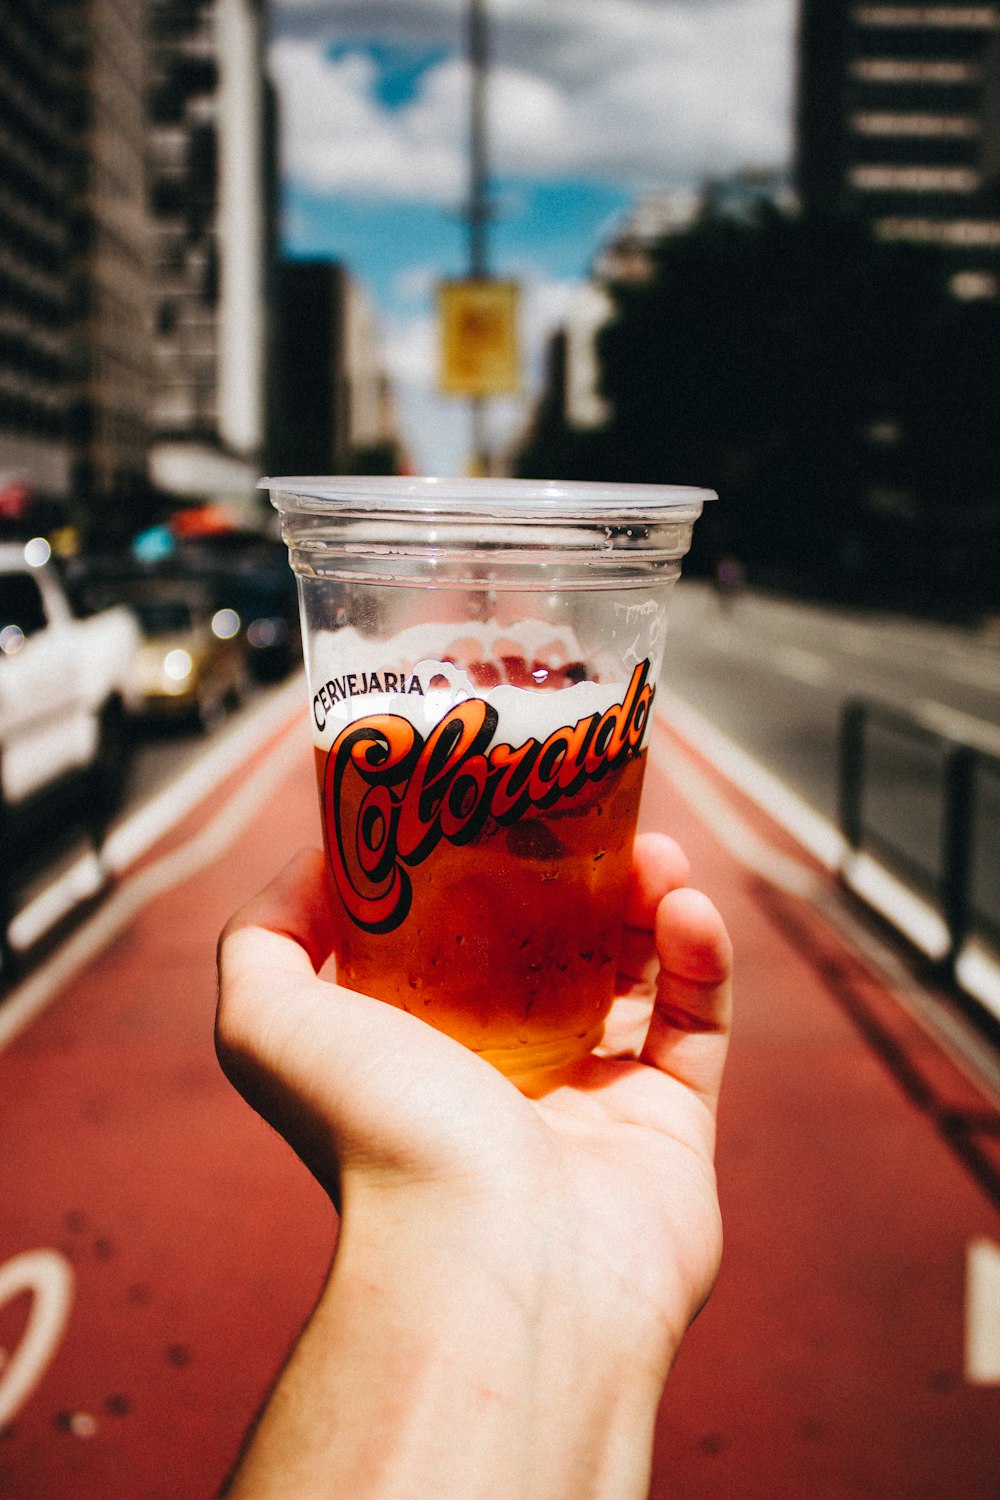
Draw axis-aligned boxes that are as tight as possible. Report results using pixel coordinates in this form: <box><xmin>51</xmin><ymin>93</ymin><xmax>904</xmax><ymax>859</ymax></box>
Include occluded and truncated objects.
<box><xmin>268</xmin><ymin>1</ymin><xmax>795</xmax><ymax>475</ymax></box>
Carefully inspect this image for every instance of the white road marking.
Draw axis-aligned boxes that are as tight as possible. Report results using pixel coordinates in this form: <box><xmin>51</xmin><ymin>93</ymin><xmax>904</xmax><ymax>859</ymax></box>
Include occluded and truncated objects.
<box><xmin>841</xmin><ymin>851</ymin><xmax>951</xmax><ymax>963</ymax></box>
<box><xmin>103</xmin><ymin>672</ymin><xmax>307</xmax><ymax>874</ymax></box>
<box><xmin>657</xmin><ymin>694</ymin><xmax>1000</xmax><ymax>1026</ymax></box>
<box><xmin>7</xmin><ymin>853</ymin><xmax>105</xmax><ymax>952</ymax></box>
<box><xmin>650</xmin><ymin>732</ymin><xmax>822</xmax><ymax>904</ymax></box>
<box><xmin>771</xmin><ymin>644</ymin><xmax>836</xmax><ymax>688</ymax></box>
<box><xmin>657</xmin><ymin>709</ymin><xmax>1000</xmax><ymax>1384</ymax></box>
<box><xmin>914</xmin><ymin>699</ymin><xmax>1000</xmax><ymax>760</ymax></box>
<box><xmin>0</xmin><ymin>710</ymin><xmax>307</xmax><ymax>1055</ymax></box>
<box><xmin>659</xmin><ymin>692</ymin><xmax>846</xmax><ymax>870</ymax></box>
<box><xmin>955</xmin><ymin>944</ymin><xmax>1000</xmax><ymax>1023</ymax></box>
<box><xmin>966</xmin><ymin>1238</ymin><xmax>1000</xmax><ymax>1384</ymax></box>
<box><xmin>0</xmin><ymin>1249</ymin><xmax>74</xmax><ymax>1428</ymax></box>
<box><xmin>3</xmin><ymin>675</ymin><xmax>307</xmax><ymax>960</ymax></box>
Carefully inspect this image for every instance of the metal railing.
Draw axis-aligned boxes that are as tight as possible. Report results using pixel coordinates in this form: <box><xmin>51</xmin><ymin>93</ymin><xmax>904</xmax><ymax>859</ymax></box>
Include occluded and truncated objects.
<box><xmin>838</xmin><ymin>697</ymin><xmax>1000</xmax><ymax>986</ymax></box>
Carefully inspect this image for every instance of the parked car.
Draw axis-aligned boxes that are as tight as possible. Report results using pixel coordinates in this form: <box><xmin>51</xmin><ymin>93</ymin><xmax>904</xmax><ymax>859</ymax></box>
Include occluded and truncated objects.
<box><xmin>121</xmin><ymin>578</ymin><xmax>251</xmax><ymax>731</ymax></box>
<box><xmin>1</xmin><ymin>540</ymin><xmax>141</xmax><ymax>940</ymax></box>
<box><xmin>174</xmin><ymin>536</ymin><xmax>301</xmax><ymax>683</ymax></box>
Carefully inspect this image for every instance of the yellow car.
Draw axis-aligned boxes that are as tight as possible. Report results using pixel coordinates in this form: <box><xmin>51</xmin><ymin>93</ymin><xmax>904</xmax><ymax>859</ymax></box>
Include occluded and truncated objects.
<box><xmin>124</xmin><ymin>580</ymin><xmax>250</xmax><ymax>731</ymax></box>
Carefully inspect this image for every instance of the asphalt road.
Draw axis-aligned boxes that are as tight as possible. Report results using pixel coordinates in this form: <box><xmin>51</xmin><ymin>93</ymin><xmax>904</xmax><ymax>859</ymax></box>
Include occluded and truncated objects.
<box><xmin>662</xmin><ymin>582</ymin><xmax>1000</xmax><ymax>941</ymax></box>
<box><xmin>6</xmin><ymin>586</ymin><xmax>999</xmax><ymax>976</ymax></box>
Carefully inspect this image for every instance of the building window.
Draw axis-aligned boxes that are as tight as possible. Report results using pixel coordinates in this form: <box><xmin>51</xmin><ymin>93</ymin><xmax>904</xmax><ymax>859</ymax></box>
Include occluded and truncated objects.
<box><xmin>851</xmin><ymin>57</ymin><xmax>982</xmax><ymax>81</ymax></box>
<box><xmin>875</xmin><ymin>215</ymin><xmax>1000</xmax><ymax>242</ymax></box>
<box><xmin>849</xmin><ymin>163</ymin><xmax>981</xmax><ymax>188</ymax></box>
<box><xmin>852</xmin><ymin>6</ymin><xmax>1000</xmax><ymax>28</ymax></box>
<box><xmin>851</xmin><ymin>111</ymin><xmax>980</xmax><ymax>135</ymax></box>
<box><xmin>950</xmin><ymin>268</ymin><xmax>1000</xmax><ymax>294</ymax></box>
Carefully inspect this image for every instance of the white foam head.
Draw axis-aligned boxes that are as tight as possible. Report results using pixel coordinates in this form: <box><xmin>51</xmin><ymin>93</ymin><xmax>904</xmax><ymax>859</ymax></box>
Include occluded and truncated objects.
<box><xmin>308</xmin><ymin>619</ymin><xmax>637</xmax><ymax>750</ymax></box>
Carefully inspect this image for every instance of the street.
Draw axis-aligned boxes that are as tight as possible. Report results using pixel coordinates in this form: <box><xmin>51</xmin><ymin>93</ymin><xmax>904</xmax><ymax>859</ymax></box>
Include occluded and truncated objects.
<box><xmin>664</xmin><ymin>583</ymin><xmax>1000</xmax><ymax>984</ymax></box>
<box><xmin>6</xmin><ymin>584</ymin><xmax>999</xmax><ymax>1015</ymax></box>
<box><xmin>1</xmin><ymin>658</ymin><xmax>999</xmax><ymax>1500</ymax></box>
<box><xmin>664</xmin><ymin>582</ymin><xmax>1000</xmax><ymax>822</ymax></box>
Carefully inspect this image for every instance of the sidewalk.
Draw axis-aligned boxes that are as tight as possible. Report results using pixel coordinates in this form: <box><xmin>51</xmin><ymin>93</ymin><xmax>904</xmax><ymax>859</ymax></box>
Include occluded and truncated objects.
<box><xmin>0</xmin><ymin>702</ymin><xmax>998</xmax><ymax>1499</ymax></box>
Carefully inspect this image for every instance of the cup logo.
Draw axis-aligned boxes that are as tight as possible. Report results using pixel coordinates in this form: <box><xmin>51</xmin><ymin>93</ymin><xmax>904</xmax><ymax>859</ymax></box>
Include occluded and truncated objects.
<box><xmin>322</xmin><ymin>660</ymin><xmax>654</xmax><ymax>933</ymax></box>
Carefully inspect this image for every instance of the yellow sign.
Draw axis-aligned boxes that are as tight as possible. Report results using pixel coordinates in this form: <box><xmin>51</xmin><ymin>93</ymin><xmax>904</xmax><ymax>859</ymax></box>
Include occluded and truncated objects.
<box><xmin>438</xmin><ymin>279</ymin><xmax>520</xmax><ymax>397</ymax></box>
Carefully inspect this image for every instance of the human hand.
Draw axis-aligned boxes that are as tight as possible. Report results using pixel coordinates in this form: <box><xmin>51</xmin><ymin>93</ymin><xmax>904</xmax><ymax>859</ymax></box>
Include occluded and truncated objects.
<box><xmin>216</xmin><ymin>834</ymin><xmax>731</xmax><ymax>1500</ymax></box>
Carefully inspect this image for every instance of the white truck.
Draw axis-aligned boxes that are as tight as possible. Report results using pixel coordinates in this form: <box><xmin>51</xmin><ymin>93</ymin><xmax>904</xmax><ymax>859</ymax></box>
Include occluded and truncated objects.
<box><xmin>0</xmin><ymin>541</ymin><xmax>141</xmax><ymax>900</ymax></box>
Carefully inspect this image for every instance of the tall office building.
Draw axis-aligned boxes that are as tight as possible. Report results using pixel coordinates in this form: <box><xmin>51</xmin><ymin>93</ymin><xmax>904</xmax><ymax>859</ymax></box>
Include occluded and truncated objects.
<box><xmin>268</xmin><ymin>260</ymin><xmax>400</xmax><ymax>478</ymax></box>
<box><xmin>0</xmin><ymin>0</ymin><xmax>151</xmax><ymax>537</ymax></box>
<box><xmin>796</xmin><ymin>2</ymin><xmax>1000</xmax><ymax>296</ymax></box>
<box><xmin>0</xmin><ymin>2</ymin><xmax>75</xmax><ymax>518</ymax></box>
<box><xmin>65</xmin><ymin>0</ymin><xmax>153</xmax><ymax>522</ymax></box>
<box><xmin>147</xmin><ymin>0</ymin><xmax>273</xmax><ymax>510</ymax></box>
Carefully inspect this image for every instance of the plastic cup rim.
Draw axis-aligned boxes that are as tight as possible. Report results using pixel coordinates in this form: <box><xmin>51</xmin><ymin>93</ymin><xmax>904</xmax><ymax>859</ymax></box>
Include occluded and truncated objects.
<box><xmin>260</xmin><ymin>474</ymin><xmax>716</xmax><ymax>518</ymax></box>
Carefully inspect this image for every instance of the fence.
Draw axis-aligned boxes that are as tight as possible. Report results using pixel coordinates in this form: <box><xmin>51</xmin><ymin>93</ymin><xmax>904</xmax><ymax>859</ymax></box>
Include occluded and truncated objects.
<box><xmin>838</xmin><ymin>697</ymin><xmax>1000</xmax><ymax>1011</ymax></box>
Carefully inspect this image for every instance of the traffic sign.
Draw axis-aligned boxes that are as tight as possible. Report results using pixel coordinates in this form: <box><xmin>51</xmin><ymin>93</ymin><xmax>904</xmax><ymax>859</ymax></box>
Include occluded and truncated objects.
<box><xmin>438</xmin><ymin>278</ymin><xmax>520</xmax><ymax>397</ymax></box>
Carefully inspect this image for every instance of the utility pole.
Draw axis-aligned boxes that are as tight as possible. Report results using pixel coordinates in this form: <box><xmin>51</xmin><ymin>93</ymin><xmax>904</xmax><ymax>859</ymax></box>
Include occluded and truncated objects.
<box><xmin>467</xmin><ymin>0</ymin><xmax>490</xmax><ymax>472</ymax></box>
<box><xmin>439</xmin><ymin>1</ymin><xmax>517</xmax><ymax>471</ymax></box>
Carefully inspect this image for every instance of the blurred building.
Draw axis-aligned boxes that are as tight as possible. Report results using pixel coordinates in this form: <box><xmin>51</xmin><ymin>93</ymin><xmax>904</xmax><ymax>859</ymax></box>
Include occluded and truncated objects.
<box><xmin>0</xmin><ymin>2</ymin><xmax>76</xmax><ymax>522</ymax></box>
<box><xmin>65</xmin><ymin>0</ymin><xmax>153</xmax><ymax>528</ymax></box>
<box><xmin>0</xmin><ymin>0</ymin><xmax>152</xmax><ymax>540</ymax></box>
<box><xmin>268</xmin><ymin>260</ymin><xmax>400</xmax><ymax>476</ymax></box>
<box><xmin>147</xmin><ymin>0</ymin><xmax>275</xmax><ymax>513</ymax></box>
<box><xmin>591</xmin><ymin>190</ymin><xmax>704</xmax><ymax>287</ymax></box>
<box><xmin>796</xmin><ymin>1</ymin><xmax>1000</xmax><ymax>298</ymax></box>
<box><xmin>533</xmin><ymin>173</ymin><xmax>789</xmax><ymax>443</ymax></box>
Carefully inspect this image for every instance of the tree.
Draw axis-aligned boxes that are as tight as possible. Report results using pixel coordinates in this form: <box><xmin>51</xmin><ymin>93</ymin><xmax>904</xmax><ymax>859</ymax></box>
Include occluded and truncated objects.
<box><xmin>517</xmin><ymin>205</ymin><xmax>999</xmax><ymax>605</ymax></box>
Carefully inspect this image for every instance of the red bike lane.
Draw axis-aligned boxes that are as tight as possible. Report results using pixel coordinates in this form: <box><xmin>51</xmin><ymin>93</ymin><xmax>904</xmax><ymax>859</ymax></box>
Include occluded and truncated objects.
<box><xmin>1</xmin><ymin>702</ymin><xmax>998</xmax><ymax>1499</ymax></box>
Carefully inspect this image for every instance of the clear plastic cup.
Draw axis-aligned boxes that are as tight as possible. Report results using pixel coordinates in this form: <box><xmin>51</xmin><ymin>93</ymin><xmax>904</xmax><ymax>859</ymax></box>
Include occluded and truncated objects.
<box><xmin>263</xmin><ymin>475</ymin><xmax>713</xmax><ymax>1075</ymax></box>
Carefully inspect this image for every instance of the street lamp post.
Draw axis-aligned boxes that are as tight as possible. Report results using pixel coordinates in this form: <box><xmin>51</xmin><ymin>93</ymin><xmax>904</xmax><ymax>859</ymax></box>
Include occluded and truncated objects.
<box><xmin>467</xmin><ymin>0</ymin><xmax>490</xmax><ymax>472</ymax></box>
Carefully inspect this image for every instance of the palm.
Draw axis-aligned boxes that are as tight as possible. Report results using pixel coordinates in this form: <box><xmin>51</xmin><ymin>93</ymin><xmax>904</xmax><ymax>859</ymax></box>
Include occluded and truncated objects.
<box><xmin>217</xmin><ymin>837</ymin><xmax>731</xmax><ymax>1358</ymax></box>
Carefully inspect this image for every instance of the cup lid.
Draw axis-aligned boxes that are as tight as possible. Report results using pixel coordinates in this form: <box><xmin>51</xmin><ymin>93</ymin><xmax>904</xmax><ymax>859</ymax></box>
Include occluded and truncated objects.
<box><xmin>260</xmin><ymin>475</ymin><xmax>716</xmax><ymax>519</ymax></box>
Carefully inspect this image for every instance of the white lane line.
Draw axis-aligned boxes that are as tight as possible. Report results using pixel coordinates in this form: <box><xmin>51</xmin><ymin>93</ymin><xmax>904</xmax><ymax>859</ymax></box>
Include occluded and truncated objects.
<box><xmin>102</xmin><ymin>673</ymin><xmax>307</xmax><ymax>874</ymax></box>
<box><xmin>0</xmin><ymin>715</ymin><xmax>307</xmax><ymax>1055</ymax></box>
<box><xmin>7</xmin><ymin>852</ymin><xmax>105</xmax><ymax>953</ymax></box>
<box><xmin>3</xmin><ymin>676</ymin><xmax>307</xmax><ymax>959</ymax></box>
<box><xmin>657</xmin><ymin>694</ymin><xmax>1000</xmax><ymax>1025</ymax></box>
<box><xmin>658</xmin><ymin>692</ymin><xmax>846</xmax><ymax>870</ymax></box>
<box><xmin>0</xmin><ymin>1250</ymin><xmax>74</xmax><ymax>1428</ymax></box>
<box><xmin>956</xmin><ymin>945</ymin><xmax>1000</xmax><ymax>1024</ymax></box>
<box><xmin>941</xmin><ymin>656</ymin><xmax>1000</xmax><ymax>694</ymax></box>
<box><xmin>966</xmin><ymin>1238</ymin><xmax>1000</xmax><ymax>1384</ymax></box>
<box><xmin>801</xmin><ymin>619</ymin><xmax>999</xmax><ymax>692</ymax></box>
<box><xmin>914</xmin><ymin>699</ymin><xmax>1000</xmax><ymax>760</ymax></box>
<box><xmin>650</xmin><ymin>730</ymin><xmax>822</xmax><ymax>903</ymax></box>
<box><xmin>771</xmin><ymin>644</ymin><xmax>836</xmax><ymax>688</ymax></box>
<box><xmin>840</xmin><ymin>851</ymin><xmax>951</xmax><ymax>962</ymax></box>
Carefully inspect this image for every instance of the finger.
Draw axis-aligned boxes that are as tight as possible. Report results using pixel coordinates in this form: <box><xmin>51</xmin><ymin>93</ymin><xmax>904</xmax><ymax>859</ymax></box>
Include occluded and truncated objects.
<box><xmin>639</xmin><ymin>887</ymin><xmax>733</xmax><ymax>1113</ymax></box>
<box><xmin>216</xmin><ymin>849</ymin><xmax>339</xmax><ymax>1103</ymax></box>
<box><xmin>618</xmin><ymin>832</ymin><xmax>691</xmax><ymax>986</ymax></box>
<box><xmin>215</xmin><ymin>851</ymin><xmax>506</xmax><ymax>1194</ymax></box>
<box><xmin>624</xmin><ymin>832</ymin><xmax>691</xmax><ymax>928</ymax></box>
<box><xmin>218</xmin><ymin>849</ymin><xmax>337</xmax><ymax>989</ymax></box>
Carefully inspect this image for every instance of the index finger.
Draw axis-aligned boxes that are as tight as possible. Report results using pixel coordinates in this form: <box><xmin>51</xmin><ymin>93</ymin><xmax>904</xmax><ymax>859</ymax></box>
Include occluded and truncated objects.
<box><xmin>639</xmin><ymin>886</ymin><xmax>733</xmax><ymax>1113</ymax></box>
<box><xmin>218</xmin><ymin>848</ymin><xmax>337</xmax><ymax>990</ymax></box>
<box><xmin>618</xmin><ymin>831</ymin><xmax>692</xmax><ymax>989</ymax></box>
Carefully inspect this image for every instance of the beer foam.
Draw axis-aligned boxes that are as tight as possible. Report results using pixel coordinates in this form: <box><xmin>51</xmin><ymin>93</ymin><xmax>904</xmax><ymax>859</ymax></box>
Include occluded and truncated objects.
<box><xmin>308</xmin><ymin>620</ymin><xmax>636</xmax><ymax>749</ymax></box>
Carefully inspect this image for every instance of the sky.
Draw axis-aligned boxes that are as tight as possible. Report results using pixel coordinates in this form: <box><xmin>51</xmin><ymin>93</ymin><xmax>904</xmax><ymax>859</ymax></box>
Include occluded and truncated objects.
<box><xmin>267</xmin><ymin>0</ymin><xmax>797</xmax><ymax>476</ymax></box>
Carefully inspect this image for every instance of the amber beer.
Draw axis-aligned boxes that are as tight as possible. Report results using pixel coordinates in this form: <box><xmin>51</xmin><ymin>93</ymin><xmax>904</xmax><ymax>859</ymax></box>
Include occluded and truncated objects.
<box><xmin>263</xmin><ymin>473</ymin><xmax>713</xmax><ymax>1074</ymax></box>
<box><xmin>314</xmin><ymin>660</ymin><xmax>654</xmax><ymax>1074</ymax></box>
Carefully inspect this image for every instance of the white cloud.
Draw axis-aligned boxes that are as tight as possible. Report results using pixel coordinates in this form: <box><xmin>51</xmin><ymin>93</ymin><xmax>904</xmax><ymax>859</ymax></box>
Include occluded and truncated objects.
<box><xmin>392</xmin><ymin>262</ymin><xmax>440</xmax><ymax>304</ymax></box>
<box><xmin>269</xmin><ymin>0</ymin><xmax>794</xmax><ymax>199</ymax></box>
<box><xmin>268</xmin><ymin>0</ymin><xmax>796</xmax><ymax>474</ymax></box>
<box><xmin>269</xmin><ymin>39</ymin><xmax>466</xmax><ymax>199</ymax></box>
